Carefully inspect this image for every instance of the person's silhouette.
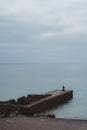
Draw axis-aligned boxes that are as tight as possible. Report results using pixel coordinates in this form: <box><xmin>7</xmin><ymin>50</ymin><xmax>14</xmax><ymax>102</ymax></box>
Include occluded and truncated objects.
<box><xmin>62</xmin><ymin>86</ymin><xmax>65</xmax><ymax>91</ymax></box>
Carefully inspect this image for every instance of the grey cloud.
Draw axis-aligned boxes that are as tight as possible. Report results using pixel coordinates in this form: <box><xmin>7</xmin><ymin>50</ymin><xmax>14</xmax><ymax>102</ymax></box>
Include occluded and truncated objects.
<box><xmin>0</xmin><ymin>13</ymin><xmax>64</xmax><ymax>44</ymax></box>
<box><xmin>0</xmin><ymin>0</ymin><xmax>87</xmax><ymax>63</ymax></box>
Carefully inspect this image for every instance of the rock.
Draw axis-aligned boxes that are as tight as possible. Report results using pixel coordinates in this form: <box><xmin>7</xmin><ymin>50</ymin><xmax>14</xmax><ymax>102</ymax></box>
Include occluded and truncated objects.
<box><xmin>34</xmin><ymin>113</ymin><xmax>55</xmax><ymax>118</ymax></box>
<box><xmin>0</xmin><ymin>104</ymin><xmax>19</xmax><ymax>118</ymax></box>
<box><xmin>17</xmin><ymin>96</ymin><xmax>28</xmax><ymax>105</ymax></box>
<box><xmin>46</xmin><ymin>114</ymin><xmax>55</xmax><ymax>118</ymax></box>
<box><xmin>8</xmin><ymin>99</ymin><xmax>16</xmax><ymax>104</ymax></box>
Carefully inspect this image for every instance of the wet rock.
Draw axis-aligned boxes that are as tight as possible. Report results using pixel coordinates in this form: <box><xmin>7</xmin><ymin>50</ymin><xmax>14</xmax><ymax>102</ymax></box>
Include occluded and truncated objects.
<box><xmin>34</xmin><ymin>113</ymin><xmax>55</xmax><ymax>118</ymax></box>
<box><xmin>0</xmin><ymin>104</ymin><xmax>19</xmax><ymax>118</ymax></box>
<box><xmin>17</xmin><ymin>96</ymin><xmax>28</xmax><ymax>105</ymax></box>
<box><xmin>8</xmin><ymin>99</ymin><xmax>16</xmax><ymax>104</ymax></box>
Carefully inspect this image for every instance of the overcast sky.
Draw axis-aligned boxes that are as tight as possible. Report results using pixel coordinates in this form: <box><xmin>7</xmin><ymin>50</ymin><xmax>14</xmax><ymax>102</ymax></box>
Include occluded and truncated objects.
<box><xmin>0</xmin><ymin>0</ymin><xmax>87</xmax><ymax>63</ymax></box>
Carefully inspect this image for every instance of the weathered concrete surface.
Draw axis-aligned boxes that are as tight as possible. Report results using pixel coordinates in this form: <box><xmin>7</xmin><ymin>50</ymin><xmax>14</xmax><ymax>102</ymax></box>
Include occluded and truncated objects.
<box><xmin>20</xmin><ymin>90</ymin><xmax>73</xmax><ymax>116</ymax></box>
<box><xmin>17</xmin><ymin>94</ymin><xmax>51</xmax><ymax>105</ymax></box>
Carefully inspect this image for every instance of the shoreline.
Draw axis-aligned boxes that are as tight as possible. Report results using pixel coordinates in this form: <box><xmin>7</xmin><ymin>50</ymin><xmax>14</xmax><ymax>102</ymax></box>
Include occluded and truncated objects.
<box><xmin>0</xmin><ymin>116</ymin><xmax>87</xmax><ymax>130</ymax></box>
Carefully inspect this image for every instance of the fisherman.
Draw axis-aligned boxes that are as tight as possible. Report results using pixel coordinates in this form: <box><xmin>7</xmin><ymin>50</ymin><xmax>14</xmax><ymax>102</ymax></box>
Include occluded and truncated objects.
<box><xmin>62</xmin><ymin>86</ymin><xmax>65</xmax><ymax>91</ymax></box>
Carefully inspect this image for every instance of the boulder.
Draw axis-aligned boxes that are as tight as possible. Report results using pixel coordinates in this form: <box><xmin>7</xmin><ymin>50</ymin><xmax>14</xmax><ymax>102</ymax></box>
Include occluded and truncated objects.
<box><xmin>17</xmin><ymin>96</ymin><xmax>28</xmax><ymax>105</ymax></box>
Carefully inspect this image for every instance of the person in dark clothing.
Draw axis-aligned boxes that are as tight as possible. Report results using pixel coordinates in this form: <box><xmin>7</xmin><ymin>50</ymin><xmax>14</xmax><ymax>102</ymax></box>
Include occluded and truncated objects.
<box><xmin>62</xmin><ymin>86</ymin><xmax>65</xmax><ymax>91</ymax></box>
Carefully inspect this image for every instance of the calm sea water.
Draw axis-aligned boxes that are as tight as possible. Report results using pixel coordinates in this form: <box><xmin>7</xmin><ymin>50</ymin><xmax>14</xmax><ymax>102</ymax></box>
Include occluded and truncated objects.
<box><xmin>0</xmin><ymin>63</ymin><xmax>87</xmax><ymax>119</ymax></box>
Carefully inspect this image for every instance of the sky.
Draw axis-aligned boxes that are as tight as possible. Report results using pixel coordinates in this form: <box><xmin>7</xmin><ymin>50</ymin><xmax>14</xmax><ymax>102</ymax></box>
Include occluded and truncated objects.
<box><xmin>0</xmin><ymin>0</ymin><xmax>87</xmax><ymax>63</ymax></box>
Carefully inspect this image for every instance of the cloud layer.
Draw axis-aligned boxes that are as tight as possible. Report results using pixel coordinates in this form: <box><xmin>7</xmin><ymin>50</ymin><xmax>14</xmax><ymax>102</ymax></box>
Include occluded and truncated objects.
<box><xmin>0</xmin><ymin>0</ymin><xmax>87</xmax><ymax>63</ymax></box>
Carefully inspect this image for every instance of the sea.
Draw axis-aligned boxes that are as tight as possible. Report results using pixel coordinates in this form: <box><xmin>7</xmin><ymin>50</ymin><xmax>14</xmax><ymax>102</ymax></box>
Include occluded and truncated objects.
<box><xmin>0</xmin><ymin>63</ymin><xmax>87</xmax><ymax>119</ymax></box>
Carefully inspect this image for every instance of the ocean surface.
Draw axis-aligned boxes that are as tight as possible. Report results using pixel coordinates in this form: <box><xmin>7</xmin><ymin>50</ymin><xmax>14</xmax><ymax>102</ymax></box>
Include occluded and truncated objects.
<box><xmin>0</xmin><ymin>63</ymin><xmax>87</xmax><ymax>119</ymax></box>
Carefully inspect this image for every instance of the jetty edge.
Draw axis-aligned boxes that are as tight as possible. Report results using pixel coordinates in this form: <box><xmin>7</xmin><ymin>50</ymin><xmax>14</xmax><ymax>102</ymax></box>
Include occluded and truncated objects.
<box><xmin>20</xmin><ymin>90</ymin><xmax>73</xmax><ymax>116</ymax></box>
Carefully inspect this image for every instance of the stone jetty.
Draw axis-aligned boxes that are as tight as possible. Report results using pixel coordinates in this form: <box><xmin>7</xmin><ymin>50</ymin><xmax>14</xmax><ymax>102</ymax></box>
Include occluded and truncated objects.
<box><xmin>20</xmin><ymin>90</ymin><xmax>73</xmax><ymax>116</ymax></box>
<box><xmin>0</xmin><ymin>89</ymin><xmax>73</xmax><ymax>117</ymax></box>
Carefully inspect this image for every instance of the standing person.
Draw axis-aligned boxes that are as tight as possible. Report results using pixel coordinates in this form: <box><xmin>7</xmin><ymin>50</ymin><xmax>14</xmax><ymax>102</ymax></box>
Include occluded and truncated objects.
<box><xmin>62</xmin><ymin>86</ymin><xmax>65</xmax><ymax>91</ymax></box>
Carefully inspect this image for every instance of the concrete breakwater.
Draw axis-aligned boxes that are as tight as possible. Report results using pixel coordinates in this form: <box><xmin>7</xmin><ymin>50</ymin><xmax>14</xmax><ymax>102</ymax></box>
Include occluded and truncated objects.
<box><xmin>0</xmin><ymin>90</ymin><xmax>73</xmax><ymax>117</ymax></box>
<box><xmin>20</xmin><ymin>90</ymin><xmax>73</xmax><ymax>116</ymax></box>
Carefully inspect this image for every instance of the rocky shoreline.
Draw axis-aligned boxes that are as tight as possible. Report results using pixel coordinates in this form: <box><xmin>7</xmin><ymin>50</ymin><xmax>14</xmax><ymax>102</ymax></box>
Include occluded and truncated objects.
<box><xmin>0</xmin><ymin>93</ymin><xmax>51</xmax><ymax>118</ymax></box>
